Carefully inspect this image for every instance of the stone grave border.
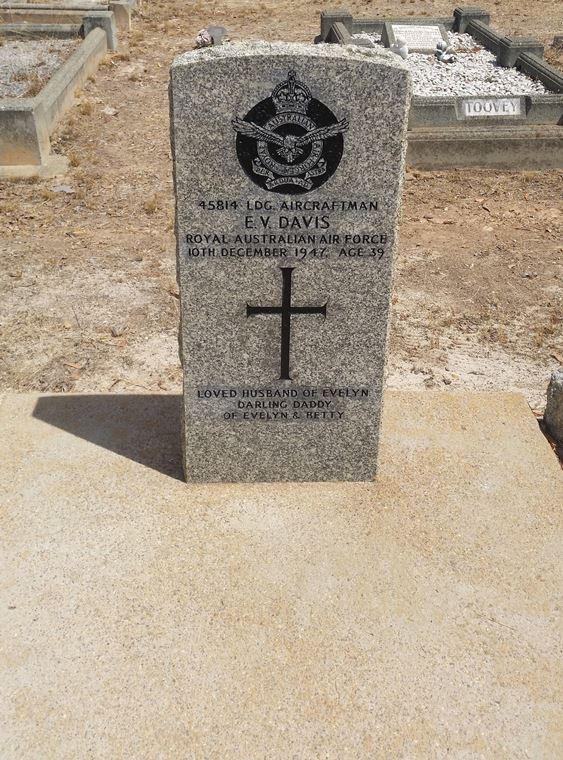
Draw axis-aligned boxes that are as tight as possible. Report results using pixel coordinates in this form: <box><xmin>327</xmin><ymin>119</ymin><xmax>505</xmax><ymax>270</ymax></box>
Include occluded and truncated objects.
<box><xmin>0</xmin><ymin>0</ymin><xmax>135</xmax><ymax>34</ymax></box>
<box><xmin>0</xmin><ymin>7</ymin><xmax>120</xmax><ymax>47</ymax></box>
<box><xmin>0</xmin><ymin>26</ymin><xmax>107</xmax><ymax>177</ymax></box>
<box><xmin>318</xmin><ymin>7</ymin><xmax>563</xmax><ymax>169</ymax></box>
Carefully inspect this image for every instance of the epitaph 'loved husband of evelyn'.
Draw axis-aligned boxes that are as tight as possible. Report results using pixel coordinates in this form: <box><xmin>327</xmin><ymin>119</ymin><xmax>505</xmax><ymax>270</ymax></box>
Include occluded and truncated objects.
<box><xmin>170</xmin><ymin>43</ymin><xmax>410</xmax><ymax>482</ymax></box>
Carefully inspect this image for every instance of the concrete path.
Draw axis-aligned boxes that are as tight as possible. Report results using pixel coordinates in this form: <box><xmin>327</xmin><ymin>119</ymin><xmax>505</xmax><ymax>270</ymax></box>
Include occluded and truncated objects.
<box><xmin>1</xmin><ymin>391</ymin><xmax>561</xmax><ymax>758</ymax></box>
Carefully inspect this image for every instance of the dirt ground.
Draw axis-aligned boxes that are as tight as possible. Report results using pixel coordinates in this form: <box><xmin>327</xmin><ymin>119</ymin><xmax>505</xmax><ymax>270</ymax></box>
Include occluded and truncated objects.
<box><xmin>0</xmin><ymin>0</ymin><xmax>561</xmax><ymax>411</ymax></box>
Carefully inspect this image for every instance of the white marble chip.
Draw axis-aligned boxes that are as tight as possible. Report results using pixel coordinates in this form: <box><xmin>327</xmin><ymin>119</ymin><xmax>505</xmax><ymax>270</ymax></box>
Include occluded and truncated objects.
<box><xmin>352</xmin><ymin>32</ymin><xmax>548</xmax><ymax>97</ymax></box>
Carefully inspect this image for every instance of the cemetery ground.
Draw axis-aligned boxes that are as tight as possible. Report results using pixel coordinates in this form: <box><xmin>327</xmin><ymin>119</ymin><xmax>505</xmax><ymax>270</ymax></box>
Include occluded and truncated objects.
<box><xmin>1</xmin><ymin>4</ymin><xmax>562</xmax><ymax>756</ymax></box>
<box><xmin>0</xmin><ymin>0</ymin><xmax>562</xmax><ymax>411</ymax></box>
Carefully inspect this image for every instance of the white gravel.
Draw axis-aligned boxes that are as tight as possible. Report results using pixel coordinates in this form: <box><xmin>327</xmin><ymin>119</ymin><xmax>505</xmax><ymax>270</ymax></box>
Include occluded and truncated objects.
<box><xmin>0</xmin><ymin>38</ymin><xmax>79</xmax><ymax>98</ymax></box>
<box><xmin>352</xmin><ymin>31</ymin><xmax>548</xmax><ymax>97</ymax></box>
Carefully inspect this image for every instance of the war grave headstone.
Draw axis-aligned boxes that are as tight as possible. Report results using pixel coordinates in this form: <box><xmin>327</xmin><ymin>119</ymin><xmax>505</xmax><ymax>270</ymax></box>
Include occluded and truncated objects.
<box><xmin>170</xmin><ymin>42</ymin><xmax>410</xmax><ymax>482</ymax></box>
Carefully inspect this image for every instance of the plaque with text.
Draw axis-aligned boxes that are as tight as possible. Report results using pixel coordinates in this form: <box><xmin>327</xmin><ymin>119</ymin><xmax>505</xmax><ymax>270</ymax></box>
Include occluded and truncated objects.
<box><xmin>383</xmin><ymin>22</ymin><xmax>449</xmax><ymax>53</ymax></box>
<box><xmin>459</xmin><ymin>96</ymin><xmax>523</xmax><ymax>118</ymax></box>
<box><xmin>170</xmin><ymin>43</ymin><xmax>410</xmax><ymax>482</ymax></box>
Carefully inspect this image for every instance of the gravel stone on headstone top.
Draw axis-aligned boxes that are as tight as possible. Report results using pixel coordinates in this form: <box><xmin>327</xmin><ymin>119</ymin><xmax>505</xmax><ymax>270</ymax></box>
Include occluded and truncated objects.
<box><xmin>207</xmin><ymin>26</ymin><xmax>227</xmax><ymax>45</ymax></box>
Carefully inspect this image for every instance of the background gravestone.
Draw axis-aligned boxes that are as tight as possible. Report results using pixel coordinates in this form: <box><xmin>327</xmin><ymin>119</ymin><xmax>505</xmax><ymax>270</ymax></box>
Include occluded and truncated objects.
<box><xmin>170</xmin><ymin>42</ymin><xmax>410</xmax><ymax>482</ymax></box>
<box><xmin>382</xmin><ymin>22</ymin><xmax>449</xmax><ymax>53</ymax></box>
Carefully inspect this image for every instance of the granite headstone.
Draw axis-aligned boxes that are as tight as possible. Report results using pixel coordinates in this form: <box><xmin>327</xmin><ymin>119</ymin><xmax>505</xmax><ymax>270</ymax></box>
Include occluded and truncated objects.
<box><xmin>170</xmin><ymin>42</ymin><xmax>410</xmax><ymax>482</ymax></box>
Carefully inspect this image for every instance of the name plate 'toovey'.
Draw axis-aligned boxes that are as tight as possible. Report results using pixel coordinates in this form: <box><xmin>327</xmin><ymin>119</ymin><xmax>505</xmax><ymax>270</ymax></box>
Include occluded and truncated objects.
<box><xmin>170</xmin><ymin>43</ymin><xmax>410</xmax><ymax>482</ymax></box>
<box><xmin>460</xmin><ymin>97</ymin><xmax>523</xmax><ymax>118</ymax></box>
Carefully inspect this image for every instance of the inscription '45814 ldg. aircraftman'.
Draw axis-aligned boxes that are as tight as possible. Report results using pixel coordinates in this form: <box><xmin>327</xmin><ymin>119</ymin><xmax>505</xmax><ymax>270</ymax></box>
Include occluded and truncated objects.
<box><xmin>233</xmin><ymin>70</ymin><xmax>348</xmax><ymax>194</ymax></box>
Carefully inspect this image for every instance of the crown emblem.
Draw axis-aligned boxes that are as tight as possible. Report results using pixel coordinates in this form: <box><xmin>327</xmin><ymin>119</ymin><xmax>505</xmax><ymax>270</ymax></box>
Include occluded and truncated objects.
<box><xmin>233</xmin><ymin>70</ymin><xmax>348</xmax><ymax>194</ymax></box>
<box><xmin>271</xmin><ymin>70</ymin><xmax>312</xmax><ymax>114</ymax></box>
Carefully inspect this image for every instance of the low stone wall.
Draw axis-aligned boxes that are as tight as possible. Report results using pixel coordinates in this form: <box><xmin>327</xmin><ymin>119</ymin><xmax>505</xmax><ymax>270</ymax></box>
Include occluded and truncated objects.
<box><xmin>0</xmin><ymin>27</ymin><xmax>107</xmax><ymax>177</ymax></box>
<box><xmin>0</xmin><ymin>7</ymin><xmax>118</xmax><ymax>48</ymax></box>
<box><xmin>0</xmin><ymin>0</ymin><xmax>135</xmax><ymax>31</ymax></box>
<box><xmin>0</xmin><ymin>22</ymin><xmax>81</xmax><ymax>38</ymax></box>
<box><xmin>517</xmin><ymin>54</ymin><xmax>563</xmax><ymax>94</ymax></box>
<box><xmin>0</xmin><ymin>101</ymin><xmax>50</xmax><ymax>167</ymax></box>
<box><xmin>407</xmin><ymin>125</ymin><xmax>563</xmax><ymax>169</ymax></box>
<box><xmin>41</xmin><ymin>24</ymin><xmax>107</xmax><ymax>132</ymax></box>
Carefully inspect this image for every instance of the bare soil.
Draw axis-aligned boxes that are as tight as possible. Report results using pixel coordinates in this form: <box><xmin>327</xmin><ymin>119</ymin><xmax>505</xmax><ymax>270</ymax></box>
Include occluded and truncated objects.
<box><xmin>0</xmin><ymin>0</ymin><xmax>561</xmax><ymax>410</ymax></box>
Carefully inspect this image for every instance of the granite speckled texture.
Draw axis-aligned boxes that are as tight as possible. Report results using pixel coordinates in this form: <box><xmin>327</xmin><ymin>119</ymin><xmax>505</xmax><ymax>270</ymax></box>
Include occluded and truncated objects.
<box><xmin>170</xmin><ymin>42</ymin><xmax>410</xmax><ymax>482</ymax></box>
<box><xmin>1</xmin><ymin>391</ymin><xmax>562</xmax><ymax>757</ymax></box>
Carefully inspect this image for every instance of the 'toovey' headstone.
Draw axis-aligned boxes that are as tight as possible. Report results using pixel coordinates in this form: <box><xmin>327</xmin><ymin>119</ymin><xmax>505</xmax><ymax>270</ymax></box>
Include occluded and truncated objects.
<box><xmin>382</xmin><ymin>22</ymin><xmax>449</xmax><ymax>53</ymax></box>
<box><xmin>170</xmin><ymin>42</ymin><xmax>410</xmax><ymax>482</ymax></box>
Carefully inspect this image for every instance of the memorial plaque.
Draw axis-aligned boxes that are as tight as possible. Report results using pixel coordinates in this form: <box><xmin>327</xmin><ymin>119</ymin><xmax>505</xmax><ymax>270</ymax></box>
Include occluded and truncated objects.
<box><xmin>170</xmin><ymin>42</ymin><xmax>410</xmax><ymax>482</ymax></box>
<box><xmin>382</xmin><ymin>22</ymin><xmax>449</xmax><ymax>53</ymax></box>
<box><xmin>460</xmin><ymin>96</ymin><xmax>523</xmax><ymax>118</ymax></box>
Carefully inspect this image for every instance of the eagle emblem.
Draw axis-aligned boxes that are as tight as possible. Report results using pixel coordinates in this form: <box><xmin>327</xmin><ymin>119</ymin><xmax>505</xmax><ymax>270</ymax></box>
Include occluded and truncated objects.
<box><xmin>232</xmin><ymin>70</ymin><xmax>348</xmax><ymax>194</ymax></box>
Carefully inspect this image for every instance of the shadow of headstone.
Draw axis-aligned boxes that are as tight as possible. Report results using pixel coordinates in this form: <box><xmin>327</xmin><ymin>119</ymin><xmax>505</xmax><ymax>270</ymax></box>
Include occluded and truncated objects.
<box><xmin>33</xmin><ymin>394</ymin><xmax>183</xmax><ymax>481</ymax></box>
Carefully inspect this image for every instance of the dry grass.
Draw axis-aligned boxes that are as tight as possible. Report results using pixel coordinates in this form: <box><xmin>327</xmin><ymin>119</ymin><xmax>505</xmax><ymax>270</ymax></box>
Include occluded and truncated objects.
<box><xmin>0</xmin><ymin>200</ymin><xmax>17</xmax><ymax>214</ymax></box>
<box><xmin>26</xmin><ymin>74</ymin><xmax>44</xmax><ymax>96</ymax></box>
<box><xmin>534</xmin><ymin>318</ymin><xmax>559</xmax><ymax>347</ymax></box>
<box><xmin>143</xmin><ymin>195</ymin><xmax>160</xmax><ymax>214</ymax></box>
<box><xmin>78</xmin><ymin>101</ymin><xmax>93</xmax><ymax>116</ymax></box>
<box><xmin>521</xmin><ymin>171</ymin><xmax>543</xmax><ymax>182</ymax></box>
<box><xmin>12</xmin><ymin>70</ymin><xmax>44</xmax><ymax>96</ymax></box>
<box><xmin>72</xmin><ymin>168</ymin><xmax>102</xmax><ymax>188</ymax></box>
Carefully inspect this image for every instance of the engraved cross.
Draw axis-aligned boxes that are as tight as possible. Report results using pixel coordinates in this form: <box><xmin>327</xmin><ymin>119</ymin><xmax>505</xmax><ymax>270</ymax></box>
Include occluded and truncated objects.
<box><xmin>246</xmin><ymin>267</ymin><xmax>327</xmax><ymax>380</ymax></box>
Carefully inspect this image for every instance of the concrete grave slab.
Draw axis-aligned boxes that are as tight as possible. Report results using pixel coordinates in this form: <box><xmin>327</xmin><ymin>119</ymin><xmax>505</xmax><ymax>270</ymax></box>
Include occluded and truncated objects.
<box><xmin>0</xmin><ymin>22</ymin><xmax>81</xmax><ymax>38</ymax></box>
<box><xmin>1</xmin><ymin>390</ymin><xmax>562</xmax><ymax>757</ymax></box>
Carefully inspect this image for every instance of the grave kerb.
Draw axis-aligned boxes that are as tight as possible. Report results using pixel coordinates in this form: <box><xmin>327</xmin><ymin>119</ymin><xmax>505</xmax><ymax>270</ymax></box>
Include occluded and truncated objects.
<box><xmin>498</xmin><ymin>36</ymin><xmax>544</xmax><ymax>68</ymax></box>
<box><xmin>317</xmin><ymin>8</ymin><xmax>563</xmax><ymax>168</ymax></box>
<box><xmin>0</xmin><ymin>27</ymin><xmax>108</xmax><ymax>177</ymax></box>
<box><xmin>453</xmin><ymin>5</ymin><xmax>490</xmax><ymax>33</ymax></box>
